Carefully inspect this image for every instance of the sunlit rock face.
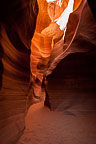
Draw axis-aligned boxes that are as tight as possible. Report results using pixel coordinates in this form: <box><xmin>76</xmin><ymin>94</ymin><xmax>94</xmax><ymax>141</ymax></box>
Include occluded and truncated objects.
<box><xmin>30</xmin><ymin>0</ymin><xmax>84</xmax><ymax>98</ymax></box>
<box><xmin>0</xmin><ymin>0</ymin><xmax>96</xmax><ymax>144</ymax></box>
<box><xmin>0</xmin><ymin>0</ymin><xmax>38</xmax><ymax>143</ymax></box>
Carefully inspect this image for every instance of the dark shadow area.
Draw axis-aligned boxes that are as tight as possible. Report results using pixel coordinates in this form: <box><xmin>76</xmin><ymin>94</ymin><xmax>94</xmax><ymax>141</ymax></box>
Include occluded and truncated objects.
<box><xmin>0</xmin><ymin>45</ymin><xmax>4</xmax><ymax>90</ymax></box>
<box><xmin>46</xmin><ymin>51</ymin><xmax>96</xmax><ymax>111</ymax></box>
<box><xmin>0</xmin><ymin>25</ymin><xmax>4</xmax><ymax>90</ymax></box>
<box><xmin>87</xmin><ymin>0</ymin><xmax>96</xmax><ymax>19</ymax></box>
<box><xmin>45</xmin><ymin>2</ymin><xmax>96</xmax><ymax>112</ymax></box>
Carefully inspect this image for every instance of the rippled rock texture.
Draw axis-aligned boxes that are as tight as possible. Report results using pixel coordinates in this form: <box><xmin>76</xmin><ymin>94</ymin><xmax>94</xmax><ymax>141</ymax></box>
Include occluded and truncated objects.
<box><xmin>0</xmin><ymin>0</ymin><xmax>96</xmax><ymax>144</ymax></box>
<box><xmin>0</xmin><ymin>0</ymin><xmax>38</xmax><ymax>143</ymax></box>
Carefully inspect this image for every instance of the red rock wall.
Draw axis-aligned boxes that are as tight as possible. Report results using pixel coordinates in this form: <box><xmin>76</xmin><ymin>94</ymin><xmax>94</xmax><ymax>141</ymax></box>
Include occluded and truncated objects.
<box><xmin>0</xmin><ymin>0</ymin><xmax>96</xmax><ymax>144</ymax></box>
<box><xmin>0</xmin><ymin>0</ymin><xmax>38</xmax><ymax>143</ymax></box>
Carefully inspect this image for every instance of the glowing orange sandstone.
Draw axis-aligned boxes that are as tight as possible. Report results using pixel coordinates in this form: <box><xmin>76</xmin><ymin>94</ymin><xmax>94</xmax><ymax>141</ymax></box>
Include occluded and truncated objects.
<box><xmin>30</xmin><ymin>0</ymin><xmax>82</xmax><ymax>98</ymax></box>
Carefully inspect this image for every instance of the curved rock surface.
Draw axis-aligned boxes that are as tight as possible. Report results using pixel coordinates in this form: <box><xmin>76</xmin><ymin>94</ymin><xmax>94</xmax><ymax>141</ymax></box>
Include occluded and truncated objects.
<box><xmin>0</xmin><ymin>0</ymin><xmax>96</xmax><ymax>144</ymax></box>
<box><xmin>0</xmin><ymin>0</ymin><xmax>38</xmax><ymax>143</ymax></box>
<box><xmin>45</xmin><ymin>3</ymin><xmax>96</xmax><ymax>110</ymax></box>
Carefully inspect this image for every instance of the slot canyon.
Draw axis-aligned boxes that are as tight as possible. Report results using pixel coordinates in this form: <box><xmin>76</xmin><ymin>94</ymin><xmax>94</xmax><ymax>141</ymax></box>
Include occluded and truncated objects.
<box><xmin>0</xmin><ymin>0</ymin><xmax>96</xmax><ymax>144</ymax></box>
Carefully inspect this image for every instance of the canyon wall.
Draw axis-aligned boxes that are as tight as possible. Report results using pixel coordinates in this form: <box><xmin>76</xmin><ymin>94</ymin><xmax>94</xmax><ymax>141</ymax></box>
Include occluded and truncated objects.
<box><xmin>45</xmin><ymin>3</ymin><xmax>96</xmax><ymax>111</ymax></box>
<box><xmin>0</xmin><ymin>0</ymin><xmax>38</xmax><ymax>143</ymax></box>
<box><xmin>0</xmin><ymin>0</ymin><xmax>96</xmax><ymax>144</ymax></box>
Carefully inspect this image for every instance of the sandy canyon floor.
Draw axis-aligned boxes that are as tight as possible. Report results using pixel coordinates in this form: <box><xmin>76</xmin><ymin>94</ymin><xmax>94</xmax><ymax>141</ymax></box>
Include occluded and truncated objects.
<box><xmin>17</xmin><ymin>99</ymin><xmax>96</xmax><ymax>144</ymax></box>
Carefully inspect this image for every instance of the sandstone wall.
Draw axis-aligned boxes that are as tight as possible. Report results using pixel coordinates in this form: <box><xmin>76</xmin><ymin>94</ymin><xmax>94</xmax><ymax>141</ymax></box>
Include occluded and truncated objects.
<box><xmin>0</xmin><ymin>1</ymin><xmax>38</xmax><ymax>143</ymax></box>
<box><xmin>0</xmin><ymin>1</ymin><xmax>96</xmax><ymax>144</ymax></box>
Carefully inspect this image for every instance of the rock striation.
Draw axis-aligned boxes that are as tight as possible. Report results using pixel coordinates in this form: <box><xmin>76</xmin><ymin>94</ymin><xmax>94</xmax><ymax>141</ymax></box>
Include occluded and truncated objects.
<box><xmin>0</xmin><ymin>0</ymin><xmax>96</xmax><ymax>144</ymax></box>
<box><xmin>0</xmin><ymin>0</ymin><xmax>38</xmax><ymax>143</ymax></box>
